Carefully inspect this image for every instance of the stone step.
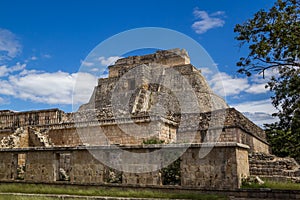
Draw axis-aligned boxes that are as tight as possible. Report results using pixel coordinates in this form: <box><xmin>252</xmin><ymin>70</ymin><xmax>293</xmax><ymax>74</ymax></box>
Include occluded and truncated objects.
<box><xmin>249</xmin><ymin>153</ymin><xmax>300</xmax><ymax>181</ymax></box>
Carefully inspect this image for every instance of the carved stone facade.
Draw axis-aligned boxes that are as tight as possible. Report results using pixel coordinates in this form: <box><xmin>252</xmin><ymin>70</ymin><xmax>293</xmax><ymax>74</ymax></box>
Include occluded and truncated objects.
<box><xmin>0</xmin><ymin>49</ymin><xmax>299</xmax><ymax>188</ymax></box>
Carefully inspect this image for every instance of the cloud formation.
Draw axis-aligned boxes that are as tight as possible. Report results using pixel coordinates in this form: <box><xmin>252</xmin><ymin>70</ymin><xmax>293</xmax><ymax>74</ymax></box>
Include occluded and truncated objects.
<box><xmin>210</xmin><ymin>72</ymin><xmax>249</xmax><ymax>96</ymax></box>
<box><xmin>232</xmin><ymin>99</ymin><xmax>277</xmax><ymax>115</ymax></box>
<box><xmin>231</xmin><ymin>99</ymin><xmax>278</xmax><ymax>127</ymax></box>
<box><xmin>98</xmin><ymin>56</ymin><xmax>122</xmax><ymax>66</ymax></box>
<box><xmin>0</xmin><ymin>28</ymin><xmax>22</xmax><ymax>61</ymax></box>
<box><xmin>0</xmin><ymin>62</ymin><xmax>26</xmax><ymax>77</ymax></box>
<box><xmin>192</xmin><ymin>9</ymin><xmax>225</xmax><ymax>34</ymax></box>
<box><xmin>202</xmin><ymin>67</ymin><xmax>270</xmax><ymax>97</ymax></box>
<box><xmin>0</xmin><ymin>97</ymin><xmax>5</xmax><ymax>105</ymax></box>
<box><xmin>81</xmin><ymin>60</ymin><xmax>94</xmax><ymax>67</ymax></box>
<box><xmin>0</xmin><ymin>69</ymin><xmax>97</xmax><ymax>105</ymax></box>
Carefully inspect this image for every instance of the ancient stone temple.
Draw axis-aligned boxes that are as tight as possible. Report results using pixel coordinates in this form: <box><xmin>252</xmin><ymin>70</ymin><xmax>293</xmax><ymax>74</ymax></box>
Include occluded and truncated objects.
<box><xmin>0</xmin><ymin>49</ymin><xmax>299</xmax><ymax>189</ymax></box>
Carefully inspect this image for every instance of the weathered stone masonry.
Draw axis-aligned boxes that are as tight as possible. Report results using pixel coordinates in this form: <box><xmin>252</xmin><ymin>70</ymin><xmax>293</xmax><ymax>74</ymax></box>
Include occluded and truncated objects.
<box><xmin>0</xmin><ymin>48</ymin><xmax>299</xmax><ymax>188</ymax></box>
<box><xmin>0</xmin><ymin>143</ymin><xmax>249</xmax><ymax>189</ymax></box>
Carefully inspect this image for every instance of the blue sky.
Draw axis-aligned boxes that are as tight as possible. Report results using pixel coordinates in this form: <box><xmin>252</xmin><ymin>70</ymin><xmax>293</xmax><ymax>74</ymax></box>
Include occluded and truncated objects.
<box><xmin>0</xmin><ymin>0</ymin><xmax>278</xmax><ymax>126</ymax></box>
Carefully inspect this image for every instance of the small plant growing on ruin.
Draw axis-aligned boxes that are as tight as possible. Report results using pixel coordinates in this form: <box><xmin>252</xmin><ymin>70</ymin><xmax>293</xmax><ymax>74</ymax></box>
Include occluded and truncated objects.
<box><xmin>161</xmin><ymin>158</ymin><xmax>181</xmax><ymax>185</ymax></box>
<box><xmin>104</xmin><ymin>168</ymin><xmax>122</xmax><ymax>184</ymax></box>
<box><xmin>142</xmin><ymin>138</ymin><xmax>164</xmax><ymax>144</ymax></box>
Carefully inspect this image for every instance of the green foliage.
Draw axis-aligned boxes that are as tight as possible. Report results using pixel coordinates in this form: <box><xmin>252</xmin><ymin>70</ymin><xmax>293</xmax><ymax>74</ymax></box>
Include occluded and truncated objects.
<box><xmin>16</xmin><ymin>165</ymin><xmax>25</xmax><ymax>180</ymax></box>
<box><xmin>265</xmin><ymin>124</ymin><xmax>300</xmax><ymax>162</ymax></box>
<box><xmin>161</xmin><ymin>158</ymin><xmax>181</xmax><ymax>185</ymax></box>
<box><xmin>142</xmin><ymin>138</ymin><xmax>164</xmax><ymax>144</ymax></box>
<box><xmin>104</xmin><ymin>168</ymin><xmax>122</xmax><ymax>184</ymax></box>
<box><xmin>234</xmin><ymin>0</ymin><xmax>300</xmax><ymax>161</ymax></box>
<box><xmin>234</xmin><ymin>0</ymin><xmax>300</xmax><ymax>75</ymax></box>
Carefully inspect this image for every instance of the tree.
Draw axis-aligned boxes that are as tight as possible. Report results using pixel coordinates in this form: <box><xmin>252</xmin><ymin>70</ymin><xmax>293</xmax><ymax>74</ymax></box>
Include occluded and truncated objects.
<box><xmin>234</xmin><ymin>0</ymin><xmax>300</xmax><ymax>160</ymax></box>
<box><xmin>265</xmin><ymin>123</ymin><xmax>300</xmax><ymax>162</ymax></box>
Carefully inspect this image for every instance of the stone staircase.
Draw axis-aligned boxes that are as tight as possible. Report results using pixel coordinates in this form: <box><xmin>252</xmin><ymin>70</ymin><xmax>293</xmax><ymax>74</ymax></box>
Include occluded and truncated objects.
<box><xmin>249</xmin><ymin>152</ymin><xmax>300</xmax><ymax>183</ymax></box>
<box><xmin>29</xmin><ymin>128</ymin><xmax>52</xmax><ymax>147</ymax></box>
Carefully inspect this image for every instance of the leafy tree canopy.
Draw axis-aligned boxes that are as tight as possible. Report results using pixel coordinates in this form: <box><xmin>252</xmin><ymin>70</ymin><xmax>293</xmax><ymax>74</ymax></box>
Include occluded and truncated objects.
<box><xmin>234</xmin><ymin>0</ymin><xmax>300</xmax><ymax>160</ymax></box>
<box><xmin>234</xmin><ymin>0</ymin><xmax>300</xmax><ymax>76</ymax></box>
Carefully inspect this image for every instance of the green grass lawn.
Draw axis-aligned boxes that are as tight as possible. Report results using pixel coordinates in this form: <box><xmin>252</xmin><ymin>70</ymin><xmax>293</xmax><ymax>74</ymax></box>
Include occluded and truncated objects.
<box><xmin>0</xmin><ymin>183</ymin><xmax>228</xmax><ymax>200</ymax></box>
<box><xmin>242</xmin><ymin>179</ymin><xmax>300</xmax><ymax>190</ymax></box>
<box><xmin>0</xmin><ymin>195</ymin><xmax>82</xmax><ymax>200</ymax></box>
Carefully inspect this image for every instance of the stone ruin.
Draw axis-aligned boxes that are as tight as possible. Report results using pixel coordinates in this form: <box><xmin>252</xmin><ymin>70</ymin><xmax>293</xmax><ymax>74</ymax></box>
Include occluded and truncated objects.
<box><xmin>0</xmin><ymin>49</ymin><xmax>299</xmax><ymax>189</ymax></box>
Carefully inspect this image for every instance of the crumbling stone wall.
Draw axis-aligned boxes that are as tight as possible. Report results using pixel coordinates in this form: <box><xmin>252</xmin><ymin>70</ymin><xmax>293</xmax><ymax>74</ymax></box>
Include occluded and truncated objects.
<box><xmin>0</xmin><ymin>128</ymin><xmax>28</xmax><ymax>148</ymax></box>
<box><xmin>0</xmin><ymin>143</ymin><xmax>249</xmax><ymax>190</ymax></box>
<box><xmin>0</xmin><ymin>130</ymin><xmax>13</xmax><ymax>141</ymax></box>
<box><xmin>28</xmin><ymin>128</ymin><xmax>52</xmax><ymax>147</ymax></box>
<box><xmin>249</xmin><ymin>152</ymin><xmax>300</xmax><ymax>182</ymax></box>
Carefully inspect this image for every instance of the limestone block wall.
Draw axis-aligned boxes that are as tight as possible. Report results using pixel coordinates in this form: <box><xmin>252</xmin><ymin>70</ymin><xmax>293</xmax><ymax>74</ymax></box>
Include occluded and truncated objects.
<box><xmin>181</xmin><ymin>143</ymin><xmax>249</xmax><ymax>189</ymax></box>
<box><xmin>25</xmin><ymin>150</ymin><xmax>55</xmax><ymax>181</ymax></box>
<box><xmin>70</xmin><ymin>150</ymin><xmax>105</xmax><ymax>183</ymax></box>
<box><xmin>44</xmin><ymin>119</ymin><xmax>176</xmax><ymax>147</ymax></box>
<box><xmin>0</xmin><ymin>152</ymin><xmax>16</xmax><ymax>180</ymax></box>
<box><xmin>0</xmin><ymin>143</ymin><xmax>249</xmax><ymax>190</ymax></box>
<box><xmin>252</xmin><ymin>137</ymin><xmax>269</xmax><ymax>153</ymax></box>
<box><xmin>236</xmin><ymin>147</ymin><xmax>250</xmax><ymax>186</ymax></box>
<box><xmin>0</xmin><ymin>109</ymin><xmax>67</xmax><ymax>130</ymax></box>
<box><xmin>108</xmin><ymin>49</ymin><xmax>190</xmax><ymax>78</ymax></box>
<box><xmin>177</xmin><ymin>127</ymin><xmax>269</xmax><ymax>153</ymax></box>
<box><xmin>47</xmin><ymin>128</ymin><xmax>82</xmax><ymax>146</ymax></box>
<box><xmin>122</xmin><ymin>171</ymin><xmax>161</xmax><ymax>186</ymax></box>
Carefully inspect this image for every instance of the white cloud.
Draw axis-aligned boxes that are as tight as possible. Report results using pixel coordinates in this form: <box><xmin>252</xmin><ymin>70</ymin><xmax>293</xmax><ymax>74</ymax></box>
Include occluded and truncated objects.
<box><xmin>231</xmin><ymin>99</ymin><xmax>279</xmax><ymax>127</ymax></box>
<box><xmin>210</xmin><ymin>72</ymin><xmax>249</xmax><ymax>96</ymax></box>
<box><xmin>0</xmin><ymin>62</ymin><xmax>26</xmax><ymax>77</ymax></box>
<box><xmin>192</xmin><ymin>9</ymin><xmax>225</xmax><ymax>34</ymax></box>
<box><xmin>0</xmin><ymin>65</ymin><xmax>9</xmax><ymax>77</ymax></box>
<box><xmin>30</xmin><ymin>56</ymin><xmax>38</xmax><ymax>61</ymax></box>
<box><xmin>73</xmin><ymin>73</ymin><xmax>98</xmax><ymax>105</ymax></box>
<box><xmin>205</xmin><ymin>70</ymin><xmax>271</xmax><ymax>96</ymax></box>
<box><xmin>42</xmin><ymin>54</ymin><xmax>51</xmax><ymax>59</ymax></box>
<box><xmin>98</xmin><ymin>56</ymin><xmax>122</xmax><ymax>66</ymax></box>
<box><xmin>243</xmin><ymin>112</ymin><xmax>278</xmax><ymax>127</ymax></box>
<box><xmin>0</xmin><ymin>28</ymin><xmax>21</xmax><ymax>60</ymax></box>
<box><xmin>0</xmin><ymin>97</ymin><xmax>5</xmax><ymax>104</ymax></box>
<box><xmin>243</xmin><ymin>70</ymin><xmax>276</xmax><ymax>94</ymax></box>
<box><xmin>232</xmin><ymin>99</ymin><xmax>277</xmax><ymax>115</ymax></box>
<box><xmin>199</xmin><ymin>67</ymin><xmax>213</xmax><ymax>76</ymax></box>
<box><xmin>0</xmin><ymin>79</ymin><xmax>15</xmax><ymax>95</ymax></box>
<box><xmin>90</xmin><ymin>68</ymin><xmax>100</xmax><ymax>72</ymax></box>
<box><xmin>0</xmin><ymin>70</ymin><xmax>97</xmax><ymax>105</ymax></box>
<box><xmin>81</xmin><ymin>60</ymin><xmax>95</xmax><ymax>67</ymax></box>
<box><xmin>245</xmin><ymin>83</ymin><xmax>267</xmax><ymax>94</ymax></box>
